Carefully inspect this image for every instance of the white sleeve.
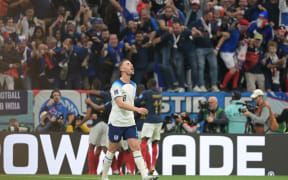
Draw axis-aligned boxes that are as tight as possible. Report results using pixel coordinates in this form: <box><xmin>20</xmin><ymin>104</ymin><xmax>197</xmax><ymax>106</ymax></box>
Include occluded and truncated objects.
<box><xmin>279</xmin><ymin>0</ymin><xmax>288</xmax><ymax>12</ymax></box>
<box><xmin>111</xmin><ymin>85</ymin><xmax>123</xmax><ymax>100</ymax></box>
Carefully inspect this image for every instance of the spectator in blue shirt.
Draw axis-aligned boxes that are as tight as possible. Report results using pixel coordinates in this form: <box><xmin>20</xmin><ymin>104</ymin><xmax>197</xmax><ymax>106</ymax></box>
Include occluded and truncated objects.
<box><xmin>62</xmin><ymin>38</ymin><xmax>88</xmax><ymax>89</ymax></box>
<box><xmin>247</xmin><ymin>11</ymin><xmax>273</xmax><ymax>48</ymax></box>
<box><xmin>119</xmin><ymin>20</ymin><xmax>138</xmax><ymax>45</ymax></box>
<box><xmin>88</xmin><ymin>18</ymin><xmax>103</xmax><ymax>39</ymax></box>
<box><xmin>102</xmin><ymin>34</ymin><xmax>130</xmax><ymax>83</ymax></box>
<box><xmin>219</xmin><ymin>19</ymin><xmax>250</xmax><ymax>90</ymax></box>
<box><xmin>139</xmin><ymin>7</ymin><xmax>159</xmax><ymax>42</ymax></box>
<box><xmin>40</xmin><ymin>89</ymin><xmax>73</xmax><ymax>125</ymax></box>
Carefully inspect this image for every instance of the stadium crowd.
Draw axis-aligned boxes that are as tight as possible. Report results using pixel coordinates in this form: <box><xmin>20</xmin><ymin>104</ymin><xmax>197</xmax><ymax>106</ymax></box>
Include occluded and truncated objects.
<box><xmin>0</xmin><ymin>0</ymin><xmax>288</xmax><ymax>92</ymax></box>
<box><xmin>2</xmin><ymin>0</ymin><xmax>288</xmax><ymax>177</ymax></box>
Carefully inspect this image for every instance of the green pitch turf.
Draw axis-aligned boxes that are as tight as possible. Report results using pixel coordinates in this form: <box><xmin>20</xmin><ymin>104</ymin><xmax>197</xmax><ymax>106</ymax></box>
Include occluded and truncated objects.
<box><xmin>0</xmin><ymin>175</ymin><xmax>287</xmax><ymax>180</ymax></box>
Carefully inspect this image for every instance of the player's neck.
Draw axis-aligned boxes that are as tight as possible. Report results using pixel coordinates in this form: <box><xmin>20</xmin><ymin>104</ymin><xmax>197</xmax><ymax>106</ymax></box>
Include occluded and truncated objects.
<box><xmin>120</xmin><ymin>75</ymin><xmax>131</xmax><ymax>84</ymax></box>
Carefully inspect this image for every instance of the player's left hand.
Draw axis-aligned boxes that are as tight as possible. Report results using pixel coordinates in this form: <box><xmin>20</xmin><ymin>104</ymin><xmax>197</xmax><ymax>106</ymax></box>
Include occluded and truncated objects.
<box><xmin>136</xmin><ymin>107</ymin><xmax>148</xmax><ymax>115</ymax></box>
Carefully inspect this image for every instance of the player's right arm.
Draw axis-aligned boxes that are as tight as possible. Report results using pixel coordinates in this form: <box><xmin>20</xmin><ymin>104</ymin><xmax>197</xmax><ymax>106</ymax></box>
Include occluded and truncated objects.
<box><xmin>115</xmin><ymin>97</ymin><xmax>148</xmax><ymax>115</ymax></box>
<box><xmin>86</xmin><ymin>97</ymin><xmax>106</xmax><ymax>111</ymax></box>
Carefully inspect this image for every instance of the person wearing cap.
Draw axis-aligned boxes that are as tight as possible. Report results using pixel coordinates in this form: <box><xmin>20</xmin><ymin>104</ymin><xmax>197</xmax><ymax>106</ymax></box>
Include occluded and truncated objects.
<box><xmin>224</xmin><ymin>91</ymin><xmax>248</xmax><ymax>134</ymax></box>
<box><xmin>242</xmin><ymin>89</ymin><xmax>278</xmax><ymax>134</ymax></box>
<box><xmin>247</xmin><ymin>11</ymin><xmax>273</xmax><ymax>47</ymax></box>
<box><xmin>88</xmin><ymin>18</ymin><xmax>103</xmax><ymax>38</ymax></box>
<box><xmin>218</xmin><ymin>19</ymin><xmax>250</xmax><ymax>90</ymax></box>
<box><xmin>185</xmin><ymin>0</ymin><xmax>201</xmax><ymax>29</ymax></box>
<box><xmin>0</xmin><ymin>38</ymin><xmax>22</xmax><ymax>90</ymax></box>
<box><xmin>243</xmin><ymin>33</ymin><xmax>265</xmax><ymax>91</ymax></box>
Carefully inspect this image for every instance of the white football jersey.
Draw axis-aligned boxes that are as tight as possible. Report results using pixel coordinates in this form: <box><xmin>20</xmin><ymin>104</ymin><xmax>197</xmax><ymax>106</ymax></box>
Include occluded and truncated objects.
<box><xmin>108</xmin><ymin>79</ymin><xmax>137</xmax><ymax>127</ymax></box>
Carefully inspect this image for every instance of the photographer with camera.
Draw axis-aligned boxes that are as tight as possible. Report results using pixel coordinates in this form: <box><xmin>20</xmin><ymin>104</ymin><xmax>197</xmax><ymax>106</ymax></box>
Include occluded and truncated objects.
<box><xmin>242</xmin><ymin>89</ymin><xmax>278</xmax><ymax>134</ymax></box>
<box><xmin>174</xmin><ymin>112</ymin><xmax>198</xmax><ymax>134</ymax></box>
<box><xmin>197</xmin><ymin>96</ymin><xmax>229</xmax><ymax>133</ymax></box>
<box><xmin>224</xmin><ymin>91</ymin><xmax>248</xmax><ymax>134</ymax></box>
<box><xmin>162</xmin><ymin>112</ymin><xmax>198</xmax><ymax>134</ymax></box>
<box><xmin>36</xmin><ymin>111</ymin><xmax>66</xmax><ymax>132</ymax></box>
<box><xmin>8</xmin><ymin>118</ymin><xmax>30</xmax><ymax>133</ymax></box>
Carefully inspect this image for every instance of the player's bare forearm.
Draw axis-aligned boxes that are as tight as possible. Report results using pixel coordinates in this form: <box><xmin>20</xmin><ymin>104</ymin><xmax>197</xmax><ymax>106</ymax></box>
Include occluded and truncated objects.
<box><xmin>116</xmin><ymin>97</ymin><xmax>138</xmax><ymax>112</ymax></box>
<box><xmin>116</xmin><ymin>98</ymin><xmax>148</xmax><ymax>115</ymax></box>
<box><xmin>90</xmin><ymin>103</ymin><xmax>105</xmax><ymax>111</ymax></box>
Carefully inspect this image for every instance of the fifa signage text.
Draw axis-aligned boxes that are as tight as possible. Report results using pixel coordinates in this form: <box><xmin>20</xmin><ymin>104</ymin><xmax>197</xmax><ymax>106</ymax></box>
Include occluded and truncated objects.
<box><xmin>161</xmin><ymin>135</ymin><xmax>265</xmax><ymax>176</ymax></box>
<box><xmin>0</xmin><ymin>133</ymin><xmax>287</xmax><ymax>175</ymax></box>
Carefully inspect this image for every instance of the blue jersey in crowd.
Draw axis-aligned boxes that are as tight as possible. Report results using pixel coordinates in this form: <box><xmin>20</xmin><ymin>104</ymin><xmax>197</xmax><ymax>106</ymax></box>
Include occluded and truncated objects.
<box><xmin>106</xmin><ymin>42</ymin><xmax>125</xmax><ymax>68</ymax></box>
<box><xmin>220</xmin><ymin>28</ymin><xmax>240</xmax><ymax>53</ymax></box>
<box><xmin>88</xmin><ymin>91</ymin><xmax>111</xmax><ymax>123</ymax></box>
<box><xmin>40</xmin><ymin>101</ymin><xmax>73</xmax><ymax>124</ymax></box>
<box><xmin>139</xmin><ymin>89</ymin><xmax>163</xmax><ymax>123</ymax></box>
<box><xmin>247</xmin><ymin>21</ymin><xmax>273</xmax><ymax>46</ymax></box>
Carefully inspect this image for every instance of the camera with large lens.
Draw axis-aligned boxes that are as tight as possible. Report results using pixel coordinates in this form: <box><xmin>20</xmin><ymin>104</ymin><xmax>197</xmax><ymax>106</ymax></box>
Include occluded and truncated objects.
<box><xmin>236</xmin><ymin>102</ymin><xmax>255</xmax><ymax>134</ymax></box>
<box><xmin>238</xmin><ymin>102</ymin><xmax>255</xmax><ymax>113</ymax></box>
<box><xmin>71</xmin><ymin>114</ymin><xmax>84</xmax><ymax>126</ymax></box>
<box><xmin>57</xmin><ymin>114</ymin><xmax>64</xmax><ymax>121</ymax></box>
<box><xmin>199</xmin><ymin>100</ymin><xmax>209</xmax><ymax>110</ymax></box>
<box><xmin>163</xmin><ymin>113</ymin><xmax>179</xmax><ymax>124</ymax></box>
<box><xmin>171</xmin><ymin>113</ymin><xmax>180</xmax><ymax>119</ymax></box>
<box><xmin>239</xmin><ymin>108</ymin><xmax>247</xmax><ymax>113</ymax></box>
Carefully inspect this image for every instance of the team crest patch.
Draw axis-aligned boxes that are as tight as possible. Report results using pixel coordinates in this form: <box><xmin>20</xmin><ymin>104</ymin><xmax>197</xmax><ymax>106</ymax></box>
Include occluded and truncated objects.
<box><xmin>114</xmin><ymin>135</ymin><xmax>119</xmax><ymax>141</ymax></box>
<box><xmin>114</xmin><ymin>89</ymin><xmax>119</xmax><ymax>95</ymax></box>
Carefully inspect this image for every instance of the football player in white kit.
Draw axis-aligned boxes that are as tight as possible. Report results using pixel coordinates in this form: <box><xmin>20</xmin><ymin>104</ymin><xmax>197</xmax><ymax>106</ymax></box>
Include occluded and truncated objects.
<box><xmin>101</xmin><ymin>59</ymin><xmax>158</xmax><ymax>180</ymax></box>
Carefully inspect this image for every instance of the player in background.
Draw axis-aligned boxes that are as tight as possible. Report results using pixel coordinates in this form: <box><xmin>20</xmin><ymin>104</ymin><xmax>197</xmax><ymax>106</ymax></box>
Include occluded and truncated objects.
<box><xmin>134</xmin><ymin>84</ymin><xmax>151</xmax><ymax>174</ymax></box>
<box><xmin>101</xmin><ymin>59</ymin><xmax>157</xmax><ymax>180</ymax></box>
<box><xmin>80</xmin><ymin>79</ymin><xmax>111</xmax><ymax>175</ymax></box>
<box><xmin>140</xmin><ymin>79</ymin><xmax>163</xmax><ymax>175</ymax></box>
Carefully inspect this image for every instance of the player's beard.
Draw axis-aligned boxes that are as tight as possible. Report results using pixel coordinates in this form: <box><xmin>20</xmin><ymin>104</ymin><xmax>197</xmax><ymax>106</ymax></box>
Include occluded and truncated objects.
<box><xmin>127</xmin><ymin>71</ymin><xmax>134</xmax><ymax>77</ymax></box>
